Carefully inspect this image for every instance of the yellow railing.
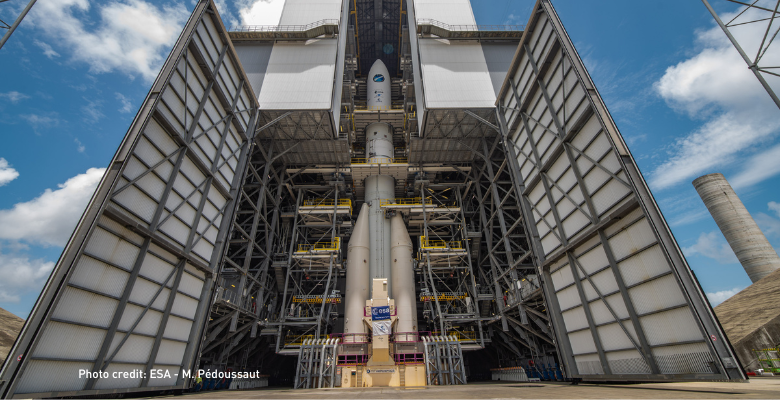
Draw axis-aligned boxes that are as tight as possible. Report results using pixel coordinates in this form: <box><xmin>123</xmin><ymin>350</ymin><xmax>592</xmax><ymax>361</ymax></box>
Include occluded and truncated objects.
<box><xmin>420</xmin><ymin>292</ymin><xmax>467</xmax><ymax>302</ymax></box>
<box><xmin>420</xmin><ymin>236</ymin><xmax>463</xmax><ymax>250</ymax></box>
<box><xmin>296</xmin><ymin>237</ymin><xmax>341</xmax><ymax>253</ymax></box>
<box><xmin>379</xmin><ymin>197</ymin><xmax>456</xmax><ymax>208</ymax></box>
<box><xmin>350</xmin><ymin>157</ymin><xmax>409</xmax><ymax>164</ymax></box>
<box><xmin>302</xmin><ymin>198</ymin><xmax>352</xmax><ymax>213</ymax></box>
<box><xmin>449</xmin><ymin>330</ymin><xmax>477</xmax><ymax>341</ymax></box>
<box><xmin>379</xmin><ymin>197</ymin><xmax>431</xmax><ymax>207</ymax></box>
<box><xmin>284</xmin><ymin>334</ymin><xmax>328</xmax><ymax>346</ymax></box>
<box><xmin>292</xmin><ymin>295</ymin><xmax>342</xmax><ymax>304</ymax></box>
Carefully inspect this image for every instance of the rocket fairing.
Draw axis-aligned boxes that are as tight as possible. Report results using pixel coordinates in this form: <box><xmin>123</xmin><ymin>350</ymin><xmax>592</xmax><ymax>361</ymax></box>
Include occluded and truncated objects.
<box><xmin>367</xmin><ymin>59</ymin><xmax>391</xmax><ymax>110</ymax></box>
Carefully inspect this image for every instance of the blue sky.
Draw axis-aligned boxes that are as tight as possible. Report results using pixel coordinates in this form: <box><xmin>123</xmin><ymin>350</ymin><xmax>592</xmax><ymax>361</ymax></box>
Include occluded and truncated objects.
<box><xmin>0</xmin><ymin>0</ymin><xmax>778</xmax><ymax>318</ymax></box>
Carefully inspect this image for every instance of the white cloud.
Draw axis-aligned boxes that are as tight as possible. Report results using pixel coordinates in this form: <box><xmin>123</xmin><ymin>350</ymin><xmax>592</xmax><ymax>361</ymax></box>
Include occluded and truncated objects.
<box><xmin>74</xmin><ymin>138</ymin><xmax>86</xmax><ymax>153</ymax></box>
<box><xmin>769</xmin><ymin>201</ymin><xmax>780</xmax><ymax>216</ymax></box>
<box><xmin>21</xmin><ymin>113</ymin><xmax>61</xmax><ymax>133</ymax></box>
<box><xmin>682</xmin><ymin>231</ymin><xmax>739</xmax><ymax>264</ymax></box>
<box><xmin>29</xmin><ymin>0</ymin><xmax>189</xmax><ymax>82</ymax></box>
<box><xmin>707</xmin><ymin>287</ymin><xmax>744</xmax><ymax>307</ymax></box>
<box><xmin>650</xmin><ymin>7</ymin><xmax>780</xmax><ymax>190</ymax></box>
<box><xmin>0</xmin><ymin>158</ymin><xmax>20</xmax><ymax>187</ymax></box>
<box><xmin>756</xmin><ymin>201</ymin><xmax>780</xmax><ymax>238</ymax></box>
<box><xmin>0</xmin><ymin>168</ymin><xmax>105</xmax><ymax>247</ymax></box>
<box><xmin>0</xmin><ymin>253</ymin><xmax>54</xmax><ymax>303</ymax></box>
<box><xmin>33</xmin><ymin>39</ymin><xmax>60</xmax><ymax>59</ymax></box>
<box><xmin>0</xmin><ymin>91</ymin><xmax>30</xmax><ymax>104</ymax></box>
<box><xmin>81</xmin><ymin>98</ymin><xmax>104</xmax><ymax>123</ymax></box>
<box><xmin>237</xmin><ymin>0</ymin><xmax>285</xmax><ymax>26</ymax></box>
<box><xmin>729</xmin><ymin>143</ymin><xmax>780</xmax><ymax>189</ymax></box>
<box><xmin>115</xmin><ymin>92</ymin><xmax>133</xmax><ymax>113</ymax></box>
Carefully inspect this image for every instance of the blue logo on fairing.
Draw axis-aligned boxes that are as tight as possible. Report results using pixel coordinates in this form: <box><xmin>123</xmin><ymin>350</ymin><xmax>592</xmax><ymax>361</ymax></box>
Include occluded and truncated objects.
<box><xmin>373</xmin><ymin>74</ymin><xmax>385</xmax><ymax>83</ymax></box>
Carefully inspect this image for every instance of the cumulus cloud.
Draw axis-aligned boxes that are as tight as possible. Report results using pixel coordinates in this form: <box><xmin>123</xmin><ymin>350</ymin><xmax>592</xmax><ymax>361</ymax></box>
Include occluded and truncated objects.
<box><xmin>707</xmin><ymin>287</ymin><xmax>745</xmax><ymax>307</ymax></box>
<box><xmin>0</xmin><ymin>91</ymin><xmax>30</xmax><ymax>104</ymax></box>
<box><xmin>237</xmin><ymin>0</ymin><xmax>285</xmax><ymax>26</ymax></box>
<box><xmin>0</xmin><ymin>158</ymin><xmax>20</xmax><ymax>187</ymax></box>
<box><xmin>650</xmin><ymin>6</ymin><xmax>780</xmax><ymax>190</ymax></box>
<box><xmin>33</xmin><ymin>39</ymin><xmax>61</xmax><ymax>59</ymax></box>
<box><xmin>0</xmin><ymin>253</ymin><xmax>54</xmax><ymax>303</ymax></box>
<box><xmin>0</xmin><ymin>168</ymin><xmax>105</xmax><ymax>247</ymax></box>
<box><xmin>29</xmin><ymin>0</ymin><xmax>189</xmax><ymax>82</ymax></box>
<box><xmin>682</xmin><ymin>231</ymin><xmax>739</xmax><ymax>264</ymax></box>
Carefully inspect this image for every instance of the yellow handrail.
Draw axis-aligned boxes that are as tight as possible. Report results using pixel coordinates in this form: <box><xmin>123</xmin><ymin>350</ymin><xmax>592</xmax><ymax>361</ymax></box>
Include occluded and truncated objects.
<box><xmin>284</xmin><ymin>334</ymin><xmax>328</xmax><ymax>346</ymax></box>
<box><xmin>296</xmin><ymin>237</ymin><xmax>341</xmax><ymax>253</ymax></box>
<box><xmin>379</xmin><ymin>197</ymin><xmax>431</xmax><ymax>207</ymax></box>
<box><xmin>302</xmin><ymin>198</ymin><xmax>352</xmax><ymax>213</ymax></box>
<box><xmin>419</xmin><ymin>236</ymin><xmax>462</xmax><ymax>250</ymax></box>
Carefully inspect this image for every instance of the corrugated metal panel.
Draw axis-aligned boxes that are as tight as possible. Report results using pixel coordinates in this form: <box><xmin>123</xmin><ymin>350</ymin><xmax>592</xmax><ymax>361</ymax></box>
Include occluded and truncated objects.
<box><xmin>15</xmin><ymin>361</ymin><xmax>91</xmax><ymax>393</ymax></box>
<box><xmin>107</xmin><ymin>334</ymin><xmax>154</xmax><ymax>364</ymax></box>
<box><xmin>118</xmin><ymin>305</ymin><xmax>163</xmax><ymax>336</ymax></box>
<box><xmin>69</xmin><ymin>256</ymin><xmax>130</xmax><ymax>298</ymax></box>
<box><xmin>155</xmin><ymin>340</ymin><xmax>187</xmax><ymax>366</ymax></box>
<box><xmin>51</xmin><ymin>287</ymin><xmax>119</xmax><ymax>329</ymax></box>
<box><xmin>574</xmin><ymin>353</ymin><xmax>604</xmax><ymax>375</ymax></box>
<box><xmin>258</xmin><ymin>40</ymin><xmax>337</xmax><ymax>110</ymax></box>
<box><xmin>31</xmin><ymin>322</ymin><xmax>104</xmax><ymax>361</ymax></box>
<box><xmin>419</xmin><ymin>40</ymin><xmax>496</xmax><ymax>108</ymax></box>
<box><xmin>500</xmin><ymin>0</ymin><xmax>743</xmax><ymax>381</ymax></box>
<box><xmin>568</xmin><ymin>329</ymin><xmax>597</xmax><ymax>355</ymax></box>
<box><xmin>279</xmin><ymin>0</ymin><xmax>342</xmax><ymax>25</ymax></box>
<box><xmin>413</xmin><ymin>0</ymin><xmax>476</xmax><ymax>25</ymax></box>
<box><xmin>652</xmin><ymin>343</ymin><xmax>715</xmax><ymax>374</ymax></box>
<box><xmin>148</xmin><ymin>365</ymin><xmax>179</xmax><ymax>387</ymax></box>
<box><xmin>178</xmin><ymin>271</ymin><xmax>204</xmax><ymax>298</ymax></box>
<box><xmin>163</xmin><ymin>316</ymin><xmax>193</xmax><ymax>342</ymax></box>
<box><xmin>171</xmin><ymin>294</ymin><xmax>199</xmax><ymax>320</ymax></box>
<box><xmin>93</xmin><ymin>364</ymin><xmax>145</xmax><ymax>390</ymax></box>
<box><xmin>84</xmin><ymin>227</ymin><xmax>140</xmax><ymax>271</ymax></box>
<box><xmin>606</xmin><ymin>350</ymin><xmax>651</xmax><ymax>375</ymax></box>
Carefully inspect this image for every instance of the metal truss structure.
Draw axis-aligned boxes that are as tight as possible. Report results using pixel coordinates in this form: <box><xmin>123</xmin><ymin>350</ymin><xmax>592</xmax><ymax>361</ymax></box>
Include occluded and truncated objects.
<box><xmin>0</xmin><ymin>0</ymin><xmax>37</xmax><ymax>50</ymax></box>
<box><xmin>0</xmin><ymin>1</ymin><xmax>747</xmax><ymax>397</ymax></box>
<box><xmin>702</xmin><ymin>0</ymin><xmax>780</xmax><ymax>109</ymax></box>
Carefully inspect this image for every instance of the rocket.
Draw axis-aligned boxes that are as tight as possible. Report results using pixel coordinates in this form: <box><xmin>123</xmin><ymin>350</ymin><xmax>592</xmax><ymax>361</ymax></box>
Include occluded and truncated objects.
<box><xmin>367</xmin><ymin>59</ymin><xmax>391</xmax><ymax>110</ymax></box>
<box><xmin>343</xmin><ymin>60</ymin><xmax>417</xmax><ymax>343</ymax></box>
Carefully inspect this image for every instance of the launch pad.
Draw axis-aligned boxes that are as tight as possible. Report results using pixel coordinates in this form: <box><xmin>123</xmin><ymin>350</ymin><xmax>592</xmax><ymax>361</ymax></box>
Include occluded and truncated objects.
<box><xmin>0</xmin><ymin>0</ymin><xmax>748</xmax><ymax>397</ymax></box>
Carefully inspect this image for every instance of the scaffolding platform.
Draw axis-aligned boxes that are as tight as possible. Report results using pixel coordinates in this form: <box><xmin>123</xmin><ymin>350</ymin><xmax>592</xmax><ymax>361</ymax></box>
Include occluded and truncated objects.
<box><xmin>299</xmin><ymin>199</ymin><xmax>353</xmax><ymax>215</ymax></box>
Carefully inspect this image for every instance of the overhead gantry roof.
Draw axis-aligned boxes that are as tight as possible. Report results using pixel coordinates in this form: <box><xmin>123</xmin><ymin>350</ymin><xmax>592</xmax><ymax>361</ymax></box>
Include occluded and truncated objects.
<box><xmin>350</xmin><ymin>0</ymin><xmax>406</xmax><ymax>78</ymax></box>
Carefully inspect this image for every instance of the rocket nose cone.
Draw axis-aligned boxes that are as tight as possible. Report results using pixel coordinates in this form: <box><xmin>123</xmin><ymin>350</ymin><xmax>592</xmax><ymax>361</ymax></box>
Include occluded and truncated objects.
<box><xmin>369</xmin><ymin>59</ymin><xmax>389</xmax><ymax>83</ymax></box>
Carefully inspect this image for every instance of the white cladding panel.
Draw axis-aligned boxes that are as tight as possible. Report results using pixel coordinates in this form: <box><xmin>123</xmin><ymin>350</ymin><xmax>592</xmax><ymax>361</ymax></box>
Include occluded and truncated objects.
<box><xmin>279</xmin><ymin>0</ymin><xmax>342</xmax><ymax>25</ymax></box>
<box><xmin>4</xmin><ymin>2</ymin><xmax>255</xmax><ymax>396</ymax></box>
<box><xmin>258</xmin><ymin>40</ymin><xmax>337</xmax><ymax>110</ymax></box>
<box><xmin>419</xmin><ymin>40</ymin><xmax>496</xmax><ymax>108</ymax></box>
<box><xmin>501</xmin><ymin>1</ymin><xmax>738</xmax><ymax>380</ymax></box>
<box><xmin>413</xmin><ymin>0</ymin><xmax>476</xmax><ymax>25</ymax></box>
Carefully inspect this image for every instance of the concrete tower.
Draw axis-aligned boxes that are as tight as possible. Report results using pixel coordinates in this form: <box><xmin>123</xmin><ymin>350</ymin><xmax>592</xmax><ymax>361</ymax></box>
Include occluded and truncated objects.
<box><xmin>693</xmin><ymin>173</ymin><xmax>780</xmax><ymax>283</ymax></box>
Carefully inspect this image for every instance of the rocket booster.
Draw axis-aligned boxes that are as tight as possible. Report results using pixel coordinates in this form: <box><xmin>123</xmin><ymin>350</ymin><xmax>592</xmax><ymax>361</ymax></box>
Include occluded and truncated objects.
<box><xmin>367</xmin><ymin>59</ymin><xmax>391</xmax><ymax>110</ymax></box>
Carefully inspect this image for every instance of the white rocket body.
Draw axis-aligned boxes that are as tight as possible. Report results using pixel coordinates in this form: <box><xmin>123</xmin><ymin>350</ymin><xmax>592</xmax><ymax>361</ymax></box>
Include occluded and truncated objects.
<box><xmin>343</xmin><ymin>60</ymin><xmax>417</xmax><ymax>346</ymax></box>
<box><xmin>367</xmin><ymin>59</ymin><xmax>391</xmax><ymax>110</ymax></box>
<box><xmin>344</xmin><ymin>204</ymin><xmax>370</xmax><ymax>340</ymax></box>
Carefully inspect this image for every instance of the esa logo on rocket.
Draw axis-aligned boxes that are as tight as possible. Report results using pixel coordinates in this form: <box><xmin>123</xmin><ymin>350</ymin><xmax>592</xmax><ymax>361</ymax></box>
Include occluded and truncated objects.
<box><xmin>368</xmin><ymin>59</ymin><xmax>391</xmax><ymax>109</ymax></box>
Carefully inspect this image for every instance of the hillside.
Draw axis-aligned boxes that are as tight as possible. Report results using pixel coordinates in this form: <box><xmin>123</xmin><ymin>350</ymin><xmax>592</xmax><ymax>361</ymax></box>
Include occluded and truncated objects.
<box><xmin>0</xmin><ymin>307</ymin><xmax>24</xmax><ymax>364</ymax></box>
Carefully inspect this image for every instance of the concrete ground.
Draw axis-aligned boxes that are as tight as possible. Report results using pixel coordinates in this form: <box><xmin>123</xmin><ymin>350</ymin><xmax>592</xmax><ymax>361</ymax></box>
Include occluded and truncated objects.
<box><xmin>151</xmin><ymin>378</ymin><xmax>780</xmax><ymax>399</ymax></box>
